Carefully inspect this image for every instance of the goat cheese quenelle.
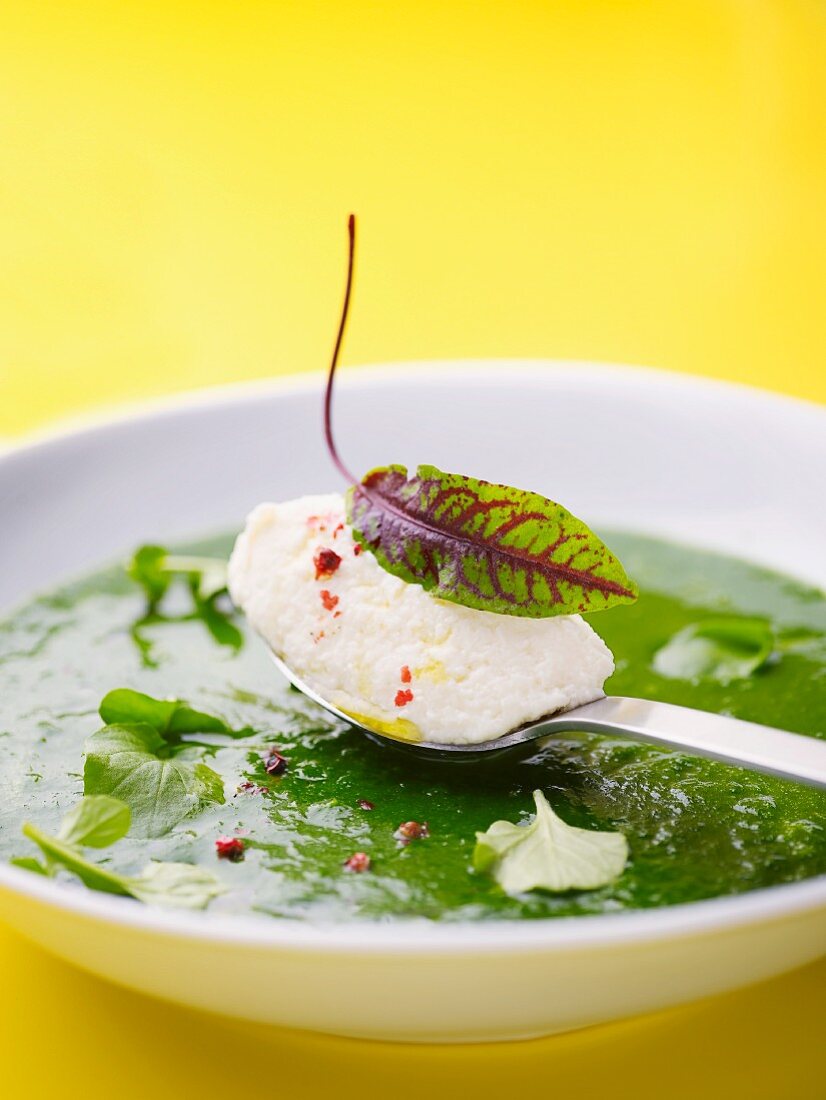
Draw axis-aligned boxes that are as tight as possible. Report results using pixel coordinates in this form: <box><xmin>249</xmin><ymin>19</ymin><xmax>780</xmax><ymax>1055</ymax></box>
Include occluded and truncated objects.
<box><xmin>229</xmin><ymin>493</ymin><xmax>616</xmax><ymax>745</ymax></box>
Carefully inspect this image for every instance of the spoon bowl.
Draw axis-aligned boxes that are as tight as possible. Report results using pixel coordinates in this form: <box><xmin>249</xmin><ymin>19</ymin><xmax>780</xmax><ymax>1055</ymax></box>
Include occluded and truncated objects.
<box><xmin>269</xmin><ymin>649</ymin><xmax>826</xmax><ymax>787</ymax></box>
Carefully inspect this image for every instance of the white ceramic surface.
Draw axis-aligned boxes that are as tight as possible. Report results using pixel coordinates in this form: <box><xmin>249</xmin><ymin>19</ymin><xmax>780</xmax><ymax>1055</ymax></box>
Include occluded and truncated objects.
<box><xmin>0</xmin><ymin>362</ymin><xmax>824</xmax><ymax>1043</ymax></box>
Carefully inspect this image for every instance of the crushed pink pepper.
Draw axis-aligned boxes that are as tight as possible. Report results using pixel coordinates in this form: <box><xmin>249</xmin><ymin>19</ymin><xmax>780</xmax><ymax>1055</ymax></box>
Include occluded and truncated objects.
<box><xmin>306</xmin><ymin>513</ymin><xmax>334</xmax><ymax>530</ymax></box>
<box><xmin>357</xmin><ymin>799</ymin><xmax>375</xmax><ymax>811</ymax></box>
<box><xmin>320</xmin><ymin>589</ymin><xmax>339</xmax><ymax>612</ymax></box>
<box><xmin>332</xmin><ymin>523</ymin><xmax>344</xmax><ymax>538</ymax></box>
<box><xmin>353</xmin><ymin>544</ymin><xmax>362</xmax><ymax>556</ymax></box>
<box><xmin>395</xmin><ymin>821</ymin><xmax>430</xmax><ymax>842</ymax></box>
<box><xmin>264</xmin><ymin>750</ymin><xmax>288</xmax><ymax>776</ymax></box>
<box><xmin>313</xmin><ymin>547</ymin><xmax>342</xmax><ymax>580</ymax></box>
<box><xmin>394</xmin><ymin>688</ymin><xmax>414</xmax><ymax>707</ymax></box>
<box><xmin>343</xmin><ymin>852</ymin><xmax>371</xmax><ymax>873</ymax></box>
<box><xmin>236</xmin><ymin>781</ymin><xmax>269</xmax><ymax>795</ymax></box>
<box><xmin>400</xmin><ymin>665</ymin><xmax>412</xmax><ymax>684</ymax></box>
<box><xmin>215</xmin><ymin>836</ymin><xmax>246</xmax><ymax>862</ymax></box>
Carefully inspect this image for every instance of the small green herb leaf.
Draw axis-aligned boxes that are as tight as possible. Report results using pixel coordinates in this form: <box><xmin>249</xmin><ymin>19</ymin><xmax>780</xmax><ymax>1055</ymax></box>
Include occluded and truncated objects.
<box><xmin>653</xmin><ymin>617</ymin><xmax>775</xmax><ymax>685</ymax></box>
<box><xmin>57</xmin><ymin>794</ymin><xmax>131</xmax><ymax>848</ymax></box>
<box><xmin>22</xmin><ymin>821</ymin><xmax>131</xmax><ymax>895</ymax></box>
<box><xmin>127</xmin><ymin>545</ymin><xmax>171</xmax><ymax>606</ymax></box>
<box><xmin>164</xmin><ymin>555</ymin><xmax>229</xmax><ymax>602</ymax></box>
<box><xmin>21</xmin><ymin>798</ymin><xmax>224</xmax><ymax>909</ymax></box>
<box><xmin>125</xmin><ymin>862</ymin><xmax>226</xmax><ymax>909</ymax></box>
<box><xmin>126</xmin><ymin>546</ymin><xmax>241</xmax><ymax>664</ymax></box>
<box><xmin>84</xmin><ymin>724</ymin><xmax>225</xmax><ymax>838</ymax></box>
<box><xmin>196</xmin><ymin>600</ymin><xmax>245</xmax><ymax>650</ymax></box>
<box><xmin>127</xmin><ymin>546</ymin><xmax>229</xmax><ymax>606</ymax></box>
<box><xmin>99</xmin><ymin>688</ymin><xmax>233</xmax><ymax>737</ymax></box>
<box><xmin>474</xmin><ymin>790</ymin><xmax>628</xmax><ymax>894</ymax></box>
<box><xmin>10</xmin><ymin>856</ymin><xmax>49</xmax><ymax>876</ymax></box>
<box><xmin>346</xmin><ymin>465</ymin><xmax>637</xmax><ymax>618</ymax></box>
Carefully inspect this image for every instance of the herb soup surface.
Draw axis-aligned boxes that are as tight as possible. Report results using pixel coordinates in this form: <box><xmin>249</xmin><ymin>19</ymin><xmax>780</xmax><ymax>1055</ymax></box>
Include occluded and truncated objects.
<box><xmin>1</xmin><ymin>532</ymin><xmax>824</xmax><ymax>922</ymax></box>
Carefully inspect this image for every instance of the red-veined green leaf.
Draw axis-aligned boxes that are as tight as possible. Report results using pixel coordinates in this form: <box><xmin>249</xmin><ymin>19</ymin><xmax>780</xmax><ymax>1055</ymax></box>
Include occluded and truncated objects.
<box><xmin>346</xmin><ymin>464</ymin><xmax>638</xmax><ymax>618</ymax></box>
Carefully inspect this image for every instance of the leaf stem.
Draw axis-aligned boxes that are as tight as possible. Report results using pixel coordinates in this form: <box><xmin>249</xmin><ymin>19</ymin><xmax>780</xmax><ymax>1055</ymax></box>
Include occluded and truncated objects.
<box><xmin>323</xmin><ymin>213</ymin><xmax>359</xmax><ymax>485</ymax></box>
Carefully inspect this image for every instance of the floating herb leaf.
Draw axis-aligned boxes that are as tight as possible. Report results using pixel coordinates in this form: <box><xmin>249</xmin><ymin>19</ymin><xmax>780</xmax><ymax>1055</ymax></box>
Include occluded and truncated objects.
<box><xmin>19</xmin><ymin>797</ymin><xmax>224</xmax><ymax>909</ymax></box>
<box><xmin>10</xmin><ymin>856</ymin><xmax>49</xmax><ymax>875</ymax></box>
<box><xmin>323</xmin><ymin>215</ymin><xmax>637</xmax><ymax>618</ymax></box>
<box><xmin>124</xmin><ymin>861</ymin><xmax>227</xmax><ymax>908</ymax></box>
<box><xmin>127</xmin><ymin>545</ymin><xmax>241</xmax><ymax>665</ymax></box>
<box><xmin>127</xmin><ymin>545</ymin><xmax>173</xmax><ymax>606</ymax></box>
<box><xmin>58</xmin><ymin>792</ymin><xmax>131</xmax><ymax>848</ymax></box>
<box><xmin>84</xmin><ymin>724</ymin><xmax>225</xmax><ymax>838</ymax></box>
<box><xmin>473</xmin><ymin>790</ymin><xmax>628</xmax><ymax>894</ymax></box>
<box><xmin>653</xmin><ymin>617</ymin><xmax>775</xmax><ymax>685</ymax></box>
<box><xmin>128</xmin><ymin>546</ymin><xmax>229</xmax><ymax>606</ymax></box>
<box><xmin>99</xmin><ymin>688</ymin><xmax>233</xmax><ymax>738</ymax></box>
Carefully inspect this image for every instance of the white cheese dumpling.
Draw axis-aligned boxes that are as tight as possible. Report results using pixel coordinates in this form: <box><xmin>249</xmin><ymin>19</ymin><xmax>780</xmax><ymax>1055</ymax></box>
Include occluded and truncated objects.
<box><xmin>228</xmin><ymin>495</ymin><xmax>614</xmax><ymax>745</ymax></box>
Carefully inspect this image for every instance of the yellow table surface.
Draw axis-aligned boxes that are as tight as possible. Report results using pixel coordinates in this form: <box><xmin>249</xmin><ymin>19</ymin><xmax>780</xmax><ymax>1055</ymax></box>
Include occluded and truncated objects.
<box><xmin>1</xmin><ymin>2</ymin><xmax>823</xmax><ymax>1096</ymax></box>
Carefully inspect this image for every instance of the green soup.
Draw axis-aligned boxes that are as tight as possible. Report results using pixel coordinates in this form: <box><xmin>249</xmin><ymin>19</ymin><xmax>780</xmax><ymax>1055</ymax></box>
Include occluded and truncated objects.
<box><xmin>1</xmin><ymin>532</ymin><xmax>824</xmax><ymax>921</ymax></box>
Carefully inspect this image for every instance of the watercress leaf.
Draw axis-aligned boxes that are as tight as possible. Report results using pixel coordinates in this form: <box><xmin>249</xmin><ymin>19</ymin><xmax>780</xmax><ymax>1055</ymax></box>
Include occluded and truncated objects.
<box><xmin>84</xmin><ymin>724</ymin><xmax>225</xmax><ymax>838</ymax></box>
<box><xmin>128</xmin><ymin>546</ymin><xmax>230</xmax><ymax>602</ymax></box>
<box><xmin>775</xmin><ymin>626</ymin><xmax>821</xmax><ymax>653</ymax></box>
<box><xmin>10</xmin><ymin>856</ymin><xmax>50</xmax><ymax>876</ymax></box>
<box><xmin>99</xmin><ymin>688</ymin><xmax>232</xmax><ymax>736</ymax></box>
<box><xmin>653</xmin><ymin>617</ymin><xmax>775</xmax><ymax>685</ymax></box>
<box><xmin>57</xmin><ymin>795</ymin><xmax>131</xmax><ymax>848</ymax></box>
<box><xmin>124</xmin><ymin>861</ymin><xmax>226</xmax><ymax>910</ymax></box>
<box><xmin>196</xmin><ymin>600</ymin><xmax>245</xmax><ymax>651</ymax></box>
<box><xmin>20</xmin><ymin>819</ymin><xmax>224</xmax><ymax>909</ymax></box>
<box><xmin>346</xmin><ymin>465</ymin><xmax>638</xmax><ymax>618</ymax></box>
<box><xmin>99</xmin><ymin>688</ymin><xmax>176</xmax><ymax>730</ymax></box>
<box><xmin>127</xmin><ymin>545</ymin><xmax>171</xmax><ymax>606</ymax></box>
<box><xmin>164</xmin><ymin>555</ymin><xmax>229</xmax><ymax>601</ymax></box>
<box><xmin>473</xmin><ymin>790</ymin><xmax>628</xmax><ymax>894</ymax></box>
<box><xmin>22</xmin><ymin>822</ymin><xmax>132</xmax><ymax>896</ymax></box>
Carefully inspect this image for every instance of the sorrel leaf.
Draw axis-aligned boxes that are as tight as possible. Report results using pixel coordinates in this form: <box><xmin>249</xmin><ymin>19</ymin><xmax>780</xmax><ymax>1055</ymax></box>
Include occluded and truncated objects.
<box><xmin>346</xmin><ymin>464</ymin><xmax>637</xmax><ymax>617</ymax></box>
<box><xmin>323</xmin><ymin>216</ymin><xmax>637</xmax><ymax>618</ymax></box>
<box><xmin>83</xmin><ymin>724</ymin><xmax>225</xmax><ymax>838</ymax></box>
<box><xmin>473</xmin><ymin>790</ymin><xmax>628</xmax><ymax>894</ymax></box>
<box><xmin>21</xmin><ymin>798</ymin><xmax>224</xmax><ymax>909</ymax></box>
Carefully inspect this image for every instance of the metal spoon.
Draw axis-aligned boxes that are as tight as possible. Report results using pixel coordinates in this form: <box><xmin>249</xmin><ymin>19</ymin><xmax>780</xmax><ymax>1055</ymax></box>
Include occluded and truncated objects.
<box><xmin>270</xmin><ymin>651</ymin><xmax>826</xmax><ymax>789</ymax></box>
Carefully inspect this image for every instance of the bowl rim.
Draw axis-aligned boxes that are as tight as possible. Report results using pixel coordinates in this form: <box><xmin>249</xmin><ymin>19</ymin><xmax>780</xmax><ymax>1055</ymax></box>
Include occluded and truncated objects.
<box><xmin>1</xmin><ymin>360</ymin><xmax>824</xmax><ymax>954</ymax></box>
<box><xmin>4</xmin><ymin>358</ymin><xmax>824</xmax><ymax>458</ymax></box>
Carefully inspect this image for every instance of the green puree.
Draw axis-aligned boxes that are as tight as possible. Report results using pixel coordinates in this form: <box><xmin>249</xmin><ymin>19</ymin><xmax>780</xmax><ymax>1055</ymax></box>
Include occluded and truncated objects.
<box><xmin>1</xmin><ymin>532</ymin><xmax>824</xmax><ymax>921</ymax></box>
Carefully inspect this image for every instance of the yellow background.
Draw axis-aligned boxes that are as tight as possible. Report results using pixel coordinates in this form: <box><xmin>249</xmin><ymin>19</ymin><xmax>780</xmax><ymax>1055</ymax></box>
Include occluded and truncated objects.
<box><xmin>0</xmin><ymin>1</ymin><xmax>823</xmax><ymax>1096</ymax></box>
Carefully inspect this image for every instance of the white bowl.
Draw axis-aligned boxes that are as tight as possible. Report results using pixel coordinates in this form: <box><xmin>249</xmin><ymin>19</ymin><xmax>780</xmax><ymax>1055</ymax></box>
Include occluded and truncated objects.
<box><xmin>0</xmin><ymin>362</ymin><xmax>823</xmax><ymax>1043</ymax></box>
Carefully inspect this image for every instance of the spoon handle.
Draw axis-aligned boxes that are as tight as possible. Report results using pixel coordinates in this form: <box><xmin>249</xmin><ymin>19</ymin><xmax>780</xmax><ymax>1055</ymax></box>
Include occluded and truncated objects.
<box><xmin>551</xmin><ymin>697</ymin><xmax>826</xmax><ymax>789</ymax></box>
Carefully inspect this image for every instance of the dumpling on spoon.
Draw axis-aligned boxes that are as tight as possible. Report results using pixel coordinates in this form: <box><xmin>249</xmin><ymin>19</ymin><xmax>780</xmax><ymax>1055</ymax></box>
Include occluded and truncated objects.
<box><xmin>228</xmin><ymin>493</ymin><xmax>615</xmax><ymax>745</ymax></box>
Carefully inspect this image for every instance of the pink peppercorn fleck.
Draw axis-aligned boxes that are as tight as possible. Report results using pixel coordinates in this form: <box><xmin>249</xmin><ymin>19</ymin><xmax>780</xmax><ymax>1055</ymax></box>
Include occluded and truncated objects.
<box><xmin>264</xmin><ymin>750</ymin><xmax>288</xmax><ymax>776</ymax></box>
<box><xmin>313</xmin><ymin>547</ymin><xmax>342</xmax><ymax>580</ymax></box>
<box><xmin>400</xmin><ymin>665</ymin><xmax>412</xmax><ymax>684</ymax></box>
<box><xmin>395</xmin><ymin>821</ymin><xmax>430</xmax><ymax>842</ymax></box>
<box><xmin>320</xmin><ymin>589</ymin><xmax>339</xmax><ymax>612</ymax></box>
<box><xmin>343</xmin><ymin>852</ymin><xmax>371</xmax><ymax>873</ymax></box>
<box><xmin>237</xmin><ymin>781</ymin><xmax>268</xmax><ymax>795</ymax></box>
<box><xmin>394</xmin><ymin>688</ymin><xmax>414</xmax><ymax>707</ymax></box>
<box><xmin>357</xmin><ymin>799</ymin><xmax>375</xmax><ymax>811</ymax></box>
<box><xmin>215</xmin><ymin>836</ymin><xmax>245</xmax><ymax>862</ymax></box>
